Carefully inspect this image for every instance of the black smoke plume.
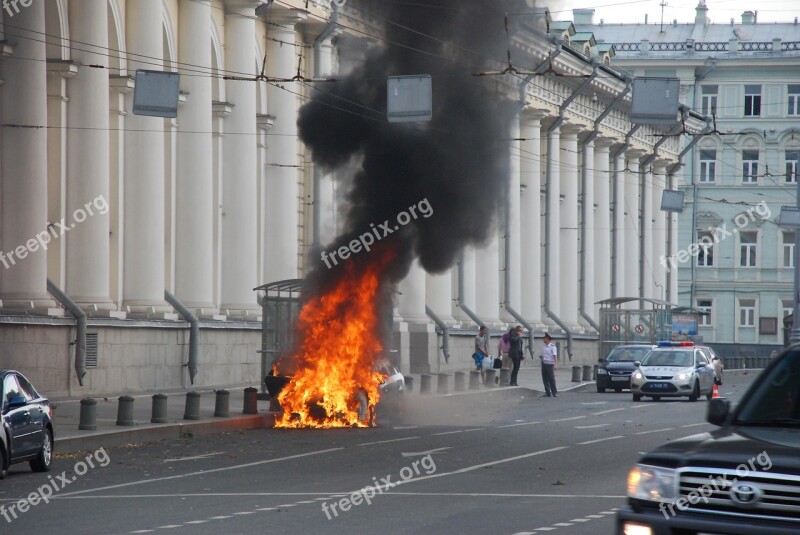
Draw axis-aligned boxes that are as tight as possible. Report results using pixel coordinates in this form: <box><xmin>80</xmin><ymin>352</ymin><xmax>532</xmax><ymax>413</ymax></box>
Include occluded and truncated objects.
<box><xmin>299</xmin><ymin>0</ymin><xmax>529</xmax><ymax>294</ymax></box>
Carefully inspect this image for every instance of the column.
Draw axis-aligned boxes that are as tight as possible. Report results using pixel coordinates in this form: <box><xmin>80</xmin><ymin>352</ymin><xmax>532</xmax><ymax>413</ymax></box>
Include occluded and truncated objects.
<box><xmin>398</xmin><ymin>260</ymin><xmax>427</xmax><ymax>323</ymax></box>
<box><xmin>66</xmin><ymin>0</ymin><xmax>112</xmax><ymax>311</ymax></box>
<box><xmin>612</xmin><ymin>148</ymin><xmax>625</xmax><ymax>298</ymax></box>
<box><xmin>668</xmin><ymin>174</ymin><xmax>679</xmax><ymax>304</ymax></box>
<box><xmin>625</xmin><ymin>150</ymin><xmax>645</xmax><ymax>299</ymax></box>
<box><xmin>455</xmin><ymin>249</ymin><xmax>477</xmax><ymax>324</ymax></box>
<box><xmin>220</xmin><ymin>0</ymin><xmax>261</xmax><ymax>314</ymax></box>
<box><xmin>426</xmin><ymin>270</ymin><xmax>455</xmax><ymax>324</ymax></box>
<box><xmin>652</xmin><ymin>160</ymin><xmax>669</xmax><ymax>301</ymax></box>
<box><xmin>560</xmin><ymin>125</ymin><xmax>580</xmax><ymax>326</ymax></box>
<box><xmin>593</xmin><ymin>138</ymin><xmax>613</xmax><ymax>312</ymax></box>
<box><xmin>264</xmin><ymin>9</ymin><xmax>305</xmax><ymax>284</ymax></box>
<box><xmin>581</xmin><ymin>136</ymin><xmax>595</xmax><ymax>325</ymax></box>
<box><xmin>642</xmin><ymin>162</ymin><xmax>654</xmax><ymax>298</ymax></box>
<box><xmin>545</xmin><ymin>124</ymin><xmax>561</xmax><ymax>319</ymax></box>
<box><xmin>314</xmin><ymin>33</ymin><xmax>337</xmax><ymax>247</ymax></box>
<box><xmin>123</xmin><ymin>0</ymin><xmax>168</xmax><ymax>313</ymax></box>
<box><xmin>0</xmin><ymin>1</ymin><xmax>53</xmax><ymax>308</ymax></box>
<box><xmin>520</xmin><ymin>111</ymin><xmax>547</xmax><ymax>326</ymax></box>
<box><xmin>175</xmin><ymin>0</ymin><xmax>215</xmax><ymax>312</ymax></box>
<box><xmin>475</xmin><ymin>228</ymin><xmax>501</xmax><ymax>325</ymax></box>
<box><xmin>505</xmin><ymin>116</ymin><xmax>522</xmax><ymax>315</ymax></box>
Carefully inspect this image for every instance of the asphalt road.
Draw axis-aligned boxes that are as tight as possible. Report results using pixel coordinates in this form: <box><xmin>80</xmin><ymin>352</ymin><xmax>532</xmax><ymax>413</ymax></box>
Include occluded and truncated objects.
<box><xmin>1</xmin><ymin>372</ymin><xmax>759</xmax><ymax>535</ymax></box>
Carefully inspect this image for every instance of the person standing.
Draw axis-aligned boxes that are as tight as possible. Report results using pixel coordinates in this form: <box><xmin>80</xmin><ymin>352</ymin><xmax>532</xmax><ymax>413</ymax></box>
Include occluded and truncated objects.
<box><xmin>508</xmin><ymin>325</ymin><xmax>524</xmax><ymax>386</ymax></box>
<box><xmin>497</xmin><ymin>328</ymin><xmax>512</xmax><ymax>370</ymax></box>
<box><xmin>474</xmin><ymin>326</ymin><xmax>489</xmax><ymax>382</ymax></box>
<box><xmin>540</xmin><ymin>333</ymin><xmax>558</xmax><ymax>397</ymax></box>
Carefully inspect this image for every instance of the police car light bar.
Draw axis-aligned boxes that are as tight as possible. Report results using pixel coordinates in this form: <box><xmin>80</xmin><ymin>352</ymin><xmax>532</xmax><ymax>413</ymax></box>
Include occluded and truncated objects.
<box><xmin>658</xmin><ymin>341</ymin><xmax>694</xmax><ymax>347</ymax></box>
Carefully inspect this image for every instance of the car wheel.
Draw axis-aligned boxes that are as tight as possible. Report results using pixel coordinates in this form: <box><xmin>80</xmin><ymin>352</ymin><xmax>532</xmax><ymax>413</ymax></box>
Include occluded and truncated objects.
<box><xmin>30</xmin><ymin>429</ymin><xmax>53</xmax><ymax>472</ymax></box>
<box><xmin>632</xmin><ymin>393</ymin><xmax>642</xmax><ymax>402</ymax></box>
<box><xmin>596</xmin><ymin>383</ymin><xmax>605</xmax><ymax>393</ymax></box>
<box><xmin>0</xmin><ymin>448</ymin><xmax>7</xmax><ymax>480</ymax></box>
<box><xmin>689</xmin><ymin>382</ymin><xmax>700</xmax><ymax>402</ymax></box>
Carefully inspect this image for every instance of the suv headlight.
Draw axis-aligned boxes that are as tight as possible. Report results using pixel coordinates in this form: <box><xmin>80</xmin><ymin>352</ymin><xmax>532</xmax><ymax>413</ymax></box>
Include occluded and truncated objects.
<box><xmin>627</xmin><ymin>464</ymin><xmax>678</xmax><ymax>502</ymax></box>
<box><xmin>631</xmin><ymin>370</ymin><xmax>643</xmax><ymax>380</ymax></box>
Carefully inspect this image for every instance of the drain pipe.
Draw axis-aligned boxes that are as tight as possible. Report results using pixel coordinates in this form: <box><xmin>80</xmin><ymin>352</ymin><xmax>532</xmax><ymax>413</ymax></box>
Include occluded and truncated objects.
<box><xmin>580</xmin><ymin>80</ymin><xmax>632</xmax><ymax>331</ymax></box>
<box><xmin>312</xmin><ymin>5</ymin><xmax>339</xmax><ymax>250</ymax></box>
<box><xmin>165</xmin><ymin>290</ymin><xmax>199</xmax><ymax>385</ymax></box>
<box><xmin>47</xmin><ymin>279</ymin><xmax>86</xmax><ymax>386</ymax></box>
<box><xmin>425</xmin><ymin>306</ymin><xmax>450</xmax><ymax>363</ymax></box>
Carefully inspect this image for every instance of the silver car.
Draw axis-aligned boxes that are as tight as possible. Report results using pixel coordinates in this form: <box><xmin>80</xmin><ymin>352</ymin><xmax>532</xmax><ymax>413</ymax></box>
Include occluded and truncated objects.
<box><xmin>630</xmin><ymin>343</ymin><xmax>717</xmax><ymax>402</ymax></box>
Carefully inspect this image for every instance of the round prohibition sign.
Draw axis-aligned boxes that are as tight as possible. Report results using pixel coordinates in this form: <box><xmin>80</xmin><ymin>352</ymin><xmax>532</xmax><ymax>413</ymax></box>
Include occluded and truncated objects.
<box><xmin>611</xmin><ymin>323</ymin><xmax>620</xmax><ymax>333</ymax></box>
<box><xmin>635</xmin><ymin>324</ymin><xmax>645</xmax><ymax>333</ymax></box>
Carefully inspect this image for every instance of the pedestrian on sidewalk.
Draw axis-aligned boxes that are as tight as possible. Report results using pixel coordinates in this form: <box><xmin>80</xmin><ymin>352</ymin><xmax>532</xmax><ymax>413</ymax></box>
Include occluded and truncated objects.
<box><xmin>540</xmin><ymin>333</ymin><xmax>558</xmax><ymax>397</ymax></box>
<box><xmin>474</xmin><ymin>326</ymin><xmax>489</xmax><ymax>382</ymax></box>
<box><xmin>498</xmin><ymin>328</ymin><xmax>512</xmax><ymax>370</ymax></box>
<box><xmin>508</xmin><ymin>325</ymin><xmax>524</xmax><ymax>386</ymax></box>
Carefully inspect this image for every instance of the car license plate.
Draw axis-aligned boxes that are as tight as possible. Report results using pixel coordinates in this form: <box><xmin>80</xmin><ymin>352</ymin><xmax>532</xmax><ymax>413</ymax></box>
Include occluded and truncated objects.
<box><xmin>649</xmin><ymin>382</ymin><xmax>669</xmax><ymax>389</ymax></box>
<box><xmin>611</xmin><ymin>376</ymin><xmax>628</xmax><ymax>381</ymax></box>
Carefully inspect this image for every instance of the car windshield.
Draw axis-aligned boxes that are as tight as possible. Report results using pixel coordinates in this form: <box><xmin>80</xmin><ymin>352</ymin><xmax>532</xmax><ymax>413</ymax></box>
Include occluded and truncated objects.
<box><xmin>641</xmin><ymin>351</ymin><xmax>693</xmax><ymax>367</ymax></box>
<box><xmin>606</xmin><ymin>347</ymin><xmax>651</xmax><ymax>362</ymax></box>
<box><xmin>736</xmin><ymin>350</ymin><xmax>800</xmax><ymax>426</ymax></box>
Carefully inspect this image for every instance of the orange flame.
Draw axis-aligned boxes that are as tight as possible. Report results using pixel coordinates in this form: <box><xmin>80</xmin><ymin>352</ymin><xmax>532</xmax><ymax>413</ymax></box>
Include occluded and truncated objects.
<box><xmin>274</xmin><ymin>249</ymin><xmax>396</xmax><ymax>428</ymax></box>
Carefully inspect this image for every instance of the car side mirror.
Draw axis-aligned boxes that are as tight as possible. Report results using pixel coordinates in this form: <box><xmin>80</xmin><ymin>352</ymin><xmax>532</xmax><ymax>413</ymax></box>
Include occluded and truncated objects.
<box><xmin>706</xmin><ymin>398</ymin><xmax>730</xmax><ymax>426</ymax></box>
<box><xmin>598</xmin><ymin>358</ymin><xmax>605</xmax><ymax>363</ymax></box>
<box><xmin>696</xmin><ymin>363</ymin><xmax>705</xmax><ymax>368</ymax></box>
<box><xmin>633</xmin><ymin>361</ymin><xmax>641</xmax><ymax>367</ymax></box>
<box><xmin>6</xmin><ymin>395</ymin><xmax>26</xmax><ymax>409</ymax></box>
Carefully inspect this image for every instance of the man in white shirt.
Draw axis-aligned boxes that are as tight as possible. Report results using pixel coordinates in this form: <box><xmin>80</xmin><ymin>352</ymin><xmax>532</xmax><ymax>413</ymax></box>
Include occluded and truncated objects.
<box><xmin>540</xmin><ymin>333</ymin><xmax>558</xmax><ymax>397</ymax></box>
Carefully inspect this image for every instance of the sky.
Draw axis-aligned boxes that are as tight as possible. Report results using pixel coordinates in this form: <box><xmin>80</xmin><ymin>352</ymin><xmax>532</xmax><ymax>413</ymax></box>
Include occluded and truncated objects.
<box><xmin>545</xmin><ymin>0</ymin><xmax>798</xmax><ymax>25</ymax></box>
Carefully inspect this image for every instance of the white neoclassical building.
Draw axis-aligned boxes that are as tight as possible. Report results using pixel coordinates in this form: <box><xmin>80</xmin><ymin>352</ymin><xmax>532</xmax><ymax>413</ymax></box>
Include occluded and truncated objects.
<box><xmin>0</xmin><ymin>0</ymin><xmax>700</xmax><ymax>396</ymax></box>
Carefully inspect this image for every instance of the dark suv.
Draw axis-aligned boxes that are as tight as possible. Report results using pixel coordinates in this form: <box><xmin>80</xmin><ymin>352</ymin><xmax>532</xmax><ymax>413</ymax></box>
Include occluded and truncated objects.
<box><xmin>616</xmin><ymin>345</ymin><xmax>800</xmax><ymax>534</ymax></box>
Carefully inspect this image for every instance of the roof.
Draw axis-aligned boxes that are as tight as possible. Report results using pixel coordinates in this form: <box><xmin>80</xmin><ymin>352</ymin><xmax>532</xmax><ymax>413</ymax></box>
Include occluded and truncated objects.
<box><xmin>253</xmin><ymin>278</ymin><xmax>304</xmax><ymax>294</ymax></box>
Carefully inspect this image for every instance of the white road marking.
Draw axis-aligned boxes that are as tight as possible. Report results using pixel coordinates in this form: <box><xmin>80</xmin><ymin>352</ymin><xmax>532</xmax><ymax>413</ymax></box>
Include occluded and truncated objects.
<box><xmin>551</xmin><ymin>416</ymin><xmax>586</xmax><ymax>422</ymax></box>
<box><xmin>233</xmin><ymin>512</ymin><xmax>255</xmax><ymax>515</ymax></box>
<box><xmin>497</xmin><ymin>422</ymin><xmax>541</xmax><ymax>428</ymax></box>
<box><xmin>569</xmin><ymin>518</ymin><xmax>591</xmax><ymax>522</ymax></box>
<box><xmin>209</xmin><ymin>516</ymin><xmax>232</xmax><ymax>520</ymax></box>
<box><xmin>163</xmin><ymin>452</ymin><xmax>225</xmax><ymax>463</ymax></box>
<box><xmin>553</xmin><ymin>522</ymin><xmax>574</xmax><ymax>527</ymax></box>
<box><xmin>578</xmin><ymin>436</ymin><xmax>625</xmax><ymax>445</ymax></box>
<box><xmin>533</xmin><ymin>527</ymin><xmax>556</xmax><ymax>531</ymax></box>
<box><xmin>157</xmin><ymin>525</ymin><xmax>182</xmax><ymax>529</ymax></box>
<box><xmin>591</xmin><ymin>408</ymin><xmax>625</xmax><ymax>415</ymax></box>
<box><xmin>256</xmin><ymin>508</ymin><xmax>276</xmax><ymax>512</ymax></box>
<box><xmin>581</xmin><ymin>401</ymin><xmax>608</xmax><ymax>405</ymax></box>
<box><xmin>276</xmin><ymin>504</ymin><xmax>297</xmax><ymax>508</ymax></box>
<box><xmin>574</xmin><ymin>424</ymin><xmax>609</xmax><ymax>429</ymax></box>
<box><xmin>57</xmin><ymin>447</ymin><xmax>345</xmax><ymax>498</ymax></box>
<box><xmin>184</xmin><ymin>520</ymin><xmax>208</xmax><ymax>524</ymax></box>
<box><xmin>379</xmin><ymin>492</ymin><xmax>625</xmax><ymax>498</ymax></box>
<box><xmin>401</xmin><ymin>447</ymin><xmax>452</xmax><ymax>457</ymax></box>
<box><xmin>393</xmin><ymin>425</ymin><xmax>418</xmax><ymax>430</ymax></box>
<box><xmin>432</xmin><ymin>428</ymin><xmax>483</xmax><ymax>436</ymax></box>
<box><xmin>130</xmin><ymin>531</ymin><xmax>154</xmax><ymax>534</ymax></box>
<box><xmin>357</xmin><ymin>436</ymin><xmax>420</xmax><ymax>446</ymax></box>
<box><xmin>634</xmin><ymin>427</ymin><xmax>674</xmax><ymax>435</ymax></box>
<box><xmin>586</xmin><ymin>514</ymin><xmax>605</xmax><ymax>518</ymax></box>
<box><xmin>680</xmin><ymin>423</ymin><xmax>707</xmax><ymax>428</ymax></box>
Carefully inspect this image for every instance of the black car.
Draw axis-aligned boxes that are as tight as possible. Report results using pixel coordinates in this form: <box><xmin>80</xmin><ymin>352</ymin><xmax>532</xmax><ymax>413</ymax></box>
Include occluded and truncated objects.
<box><xmin>596</xmin><ymin>344</ymin><xmax>656</xmax><ymax>393</ymax></box>
<box><xmin>616</xmin><ymin>344</ymin><xmax>800</xmax><ymax>534</ymax></box>
<box><xmin>1</xmin><ymin>370</ymin><xmax>54</xmax><ymax>479</ymax></box>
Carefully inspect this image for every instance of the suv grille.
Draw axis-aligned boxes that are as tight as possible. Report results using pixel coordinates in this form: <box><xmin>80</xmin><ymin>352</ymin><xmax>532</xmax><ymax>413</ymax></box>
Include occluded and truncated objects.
<box><xmin>678</xmin><ymin>468</ymin><xmax>800</xmax><ymax>523</ymax></box>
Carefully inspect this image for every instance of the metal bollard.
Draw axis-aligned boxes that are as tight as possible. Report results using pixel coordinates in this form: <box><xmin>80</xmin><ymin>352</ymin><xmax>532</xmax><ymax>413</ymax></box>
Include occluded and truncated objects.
<box><xmin>116</xmin><ymin>395</ymin><xmax>135</xmax><ymax>426</ymax></box>
<box><xmin>151</xmin><ymin>393</ymin><xmax>168</xmax><ymax>424</ymax></box>
<box><xmin>404</xmin><ymin>375</ymin><xmax>413</xmax><ymax>393</ymax></box>
<box><xmin>582</xmin><ymin>365</ymin><xmax>592</xmax><ymax>381</ymax></box>
<box><xmin>484</xmin><ymin>368</ymin><xmax>497</xmax><ymax>386</ymax></box>
<box><xmin>79</xmin><ymin>398</ymin><xmax>97</xmax><ymax>431</ymax></box>
<box><xmin>184</xmin><ymin>391</ymin><xmax>201</xmax><ymax>420</ymax></box>
<box><xmin>469</xmin><ymin>370</ymin><xmax>481</xmax><ymax>390</ymax></box>
<box><xmin>420</xmin><ymin>374</ymin><xmax>432</xmax><ymax>395</ymax></box>
<box><xmin>592</xmin><ymin>364</ymin><xmax>598</xmax><ymax>380</ymax></box>
<box><xmin>453</xmin><ymin>371</ymin><xmax>466</xmax><ymax>392</ymax></box>
<box><xmin>436</xmin><ymin>374</ymin><xmax>449</xmax><ymax>395</ymax></box>
<box><xmin>214</xmin><ymin>389</ymin><xmax>230</xmax><ymax>417</ymax></box>
<box><xmin>571</xmin><ymin>366</ymin><xmax>582</xmax><ymax>382</ymax></box>
<box><xmin>498</xmin><ymin>368</ymin><xmax>511</xmax><ymax>386</ymax></box>
<box><xmin>243</xmin><ymin>387</ymin><xmax>258</xmax><ymax>414</ymax></box>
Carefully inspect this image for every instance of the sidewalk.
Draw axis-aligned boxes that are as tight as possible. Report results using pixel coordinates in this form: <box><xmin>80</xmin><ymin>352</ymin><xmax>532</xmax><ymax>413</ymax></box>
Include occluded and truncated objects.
<box><xmin>51</xmin><ymin>364</ymin><xmax>589</xmax><ymax>454</ymax></box>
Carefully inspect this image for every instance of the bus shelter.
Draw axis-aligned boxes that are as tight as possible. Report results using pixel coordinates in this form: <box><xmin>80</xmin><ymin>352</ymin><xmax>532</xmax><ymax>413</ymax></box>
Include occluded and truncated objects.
<box><xmin>597</xmin><ymin>297</ymin><xmax>674</xmax><ymax>359</ymax></box>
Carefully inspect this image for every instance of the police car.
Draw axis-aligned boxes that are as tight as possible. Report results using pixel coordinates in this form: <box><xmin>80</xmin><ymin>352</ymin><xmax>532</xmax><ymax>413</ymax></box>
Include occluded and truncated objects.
<box><xmin>629</xmin><ymin>341</ymin><xmax>718</xmax><ymax>402</ymax></box>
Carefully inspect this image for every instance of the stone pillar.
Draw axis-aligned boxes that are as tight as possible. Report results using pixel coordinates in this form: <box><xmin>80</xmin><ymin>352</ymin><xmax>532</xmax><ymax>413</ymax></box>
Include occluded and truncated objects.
<box><xmin>264</xmin><ymin>9</ymin><xmax>305</xmax><ymax>285</ymax></box>
<box><xmin>455</xmin><ymin>249</ymin><xmax>477</xmax><ymax>324</ymax></box>
<box><xmin>612</xmin><ymin>149</ymin><xmax>626</xmax><ymax>298</ymax></box>
<box><xmin>560</xmin><ymin>125</ymin><xmax>581</xmax><ymax>327</ymax></box>
<box><xmin>652</xmin><ymin>160</ymin><xmax>669</xmax><ymax>301</ymax></box>
<box><xmin>426</xmin><ymin>270</ymin><xmax>455</xmax><ymax>324</ymax></box>
<box><xmin>175</xmin><ymin>0</ymin><xmax>215</xmax><ymax>312</ymax></box>
<box><xmin>398</xmin><ymin>260</ymin><xmax>427</xmax><ymax>323</ymax></box>
<box><xmin>625</xmin><ymin>150</ymin><xmax>646</xmax><ymax>300</ymax></box>
<box><xmin>642</xmin><ymin>162</ymin><xmax>654</xmax><ymax>299</ymax></box>
<box><xmin>220</xmin><ymin>0</ymin><xmax>262</xmax><ymax>315</ymax></box>
<box><xmin>593</xmin><ymin>138</ymin><xmax>614</xmax><ymax>312</ymax></box>
<box><xmin>123</xmin><ymin>0</ymin><xmax>169</xmax><ymax>314</ymax></box>
<box><xmin>0</xmin><ymin>0</ymin><xmax>54</xmax><ymax>308</ymax></box>
<box><xmin>545</xmin><ymin>124</ymin><xmax>561</xmax><ymax>319</ymax></box>
<box><xmin>505</xmin><ymin>116</ymin><xmax>522</xmax><ymax>316</ymax></box>
<box><xmin>581</xmin><ymin>136</ymin><xmax>595</xmax><ymax>325</ymax></box>
<box><xmin>65</xmin><ymin>0</ymin><xmax>112</xmax><ymax>312</ymax></box>
<box><xmin>475</xmin><ymin>230</ymin><xmax>501</xmax><ymax>325</ymax></box>
<box><xmin>314</xmin><ymin>33</ymin><xmax>337</xmax><ymax>248</ymax></box>
<box><xmin>520</xmin><ymin>111</ymin><xmax>547</xmax><ymax>327</ymax></box>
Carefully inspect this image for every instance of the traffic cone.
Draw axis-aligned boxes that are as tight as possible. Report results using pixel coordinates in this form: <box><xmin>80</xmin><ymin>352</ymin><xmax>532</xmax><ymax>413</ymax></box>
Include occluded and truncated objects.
<box><xmin>712</xmin><ymin>383</ymin><xmax>720</xmax><ymax>399</ymax></box>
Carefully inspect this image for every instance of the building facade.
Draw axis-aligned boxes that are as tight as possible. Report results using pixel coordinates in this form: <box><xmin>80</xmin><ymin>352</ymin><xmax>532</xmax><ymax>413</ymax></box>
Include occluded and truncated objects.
<box><xmin>578</xmin><ymin>2</ymin><xmax>800</xmax><ymax>355</ymax></box>
<box><xmin>0</xmin><ymin>0</ymin><xmax>694</xmax><ymax>396</ymax></box>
